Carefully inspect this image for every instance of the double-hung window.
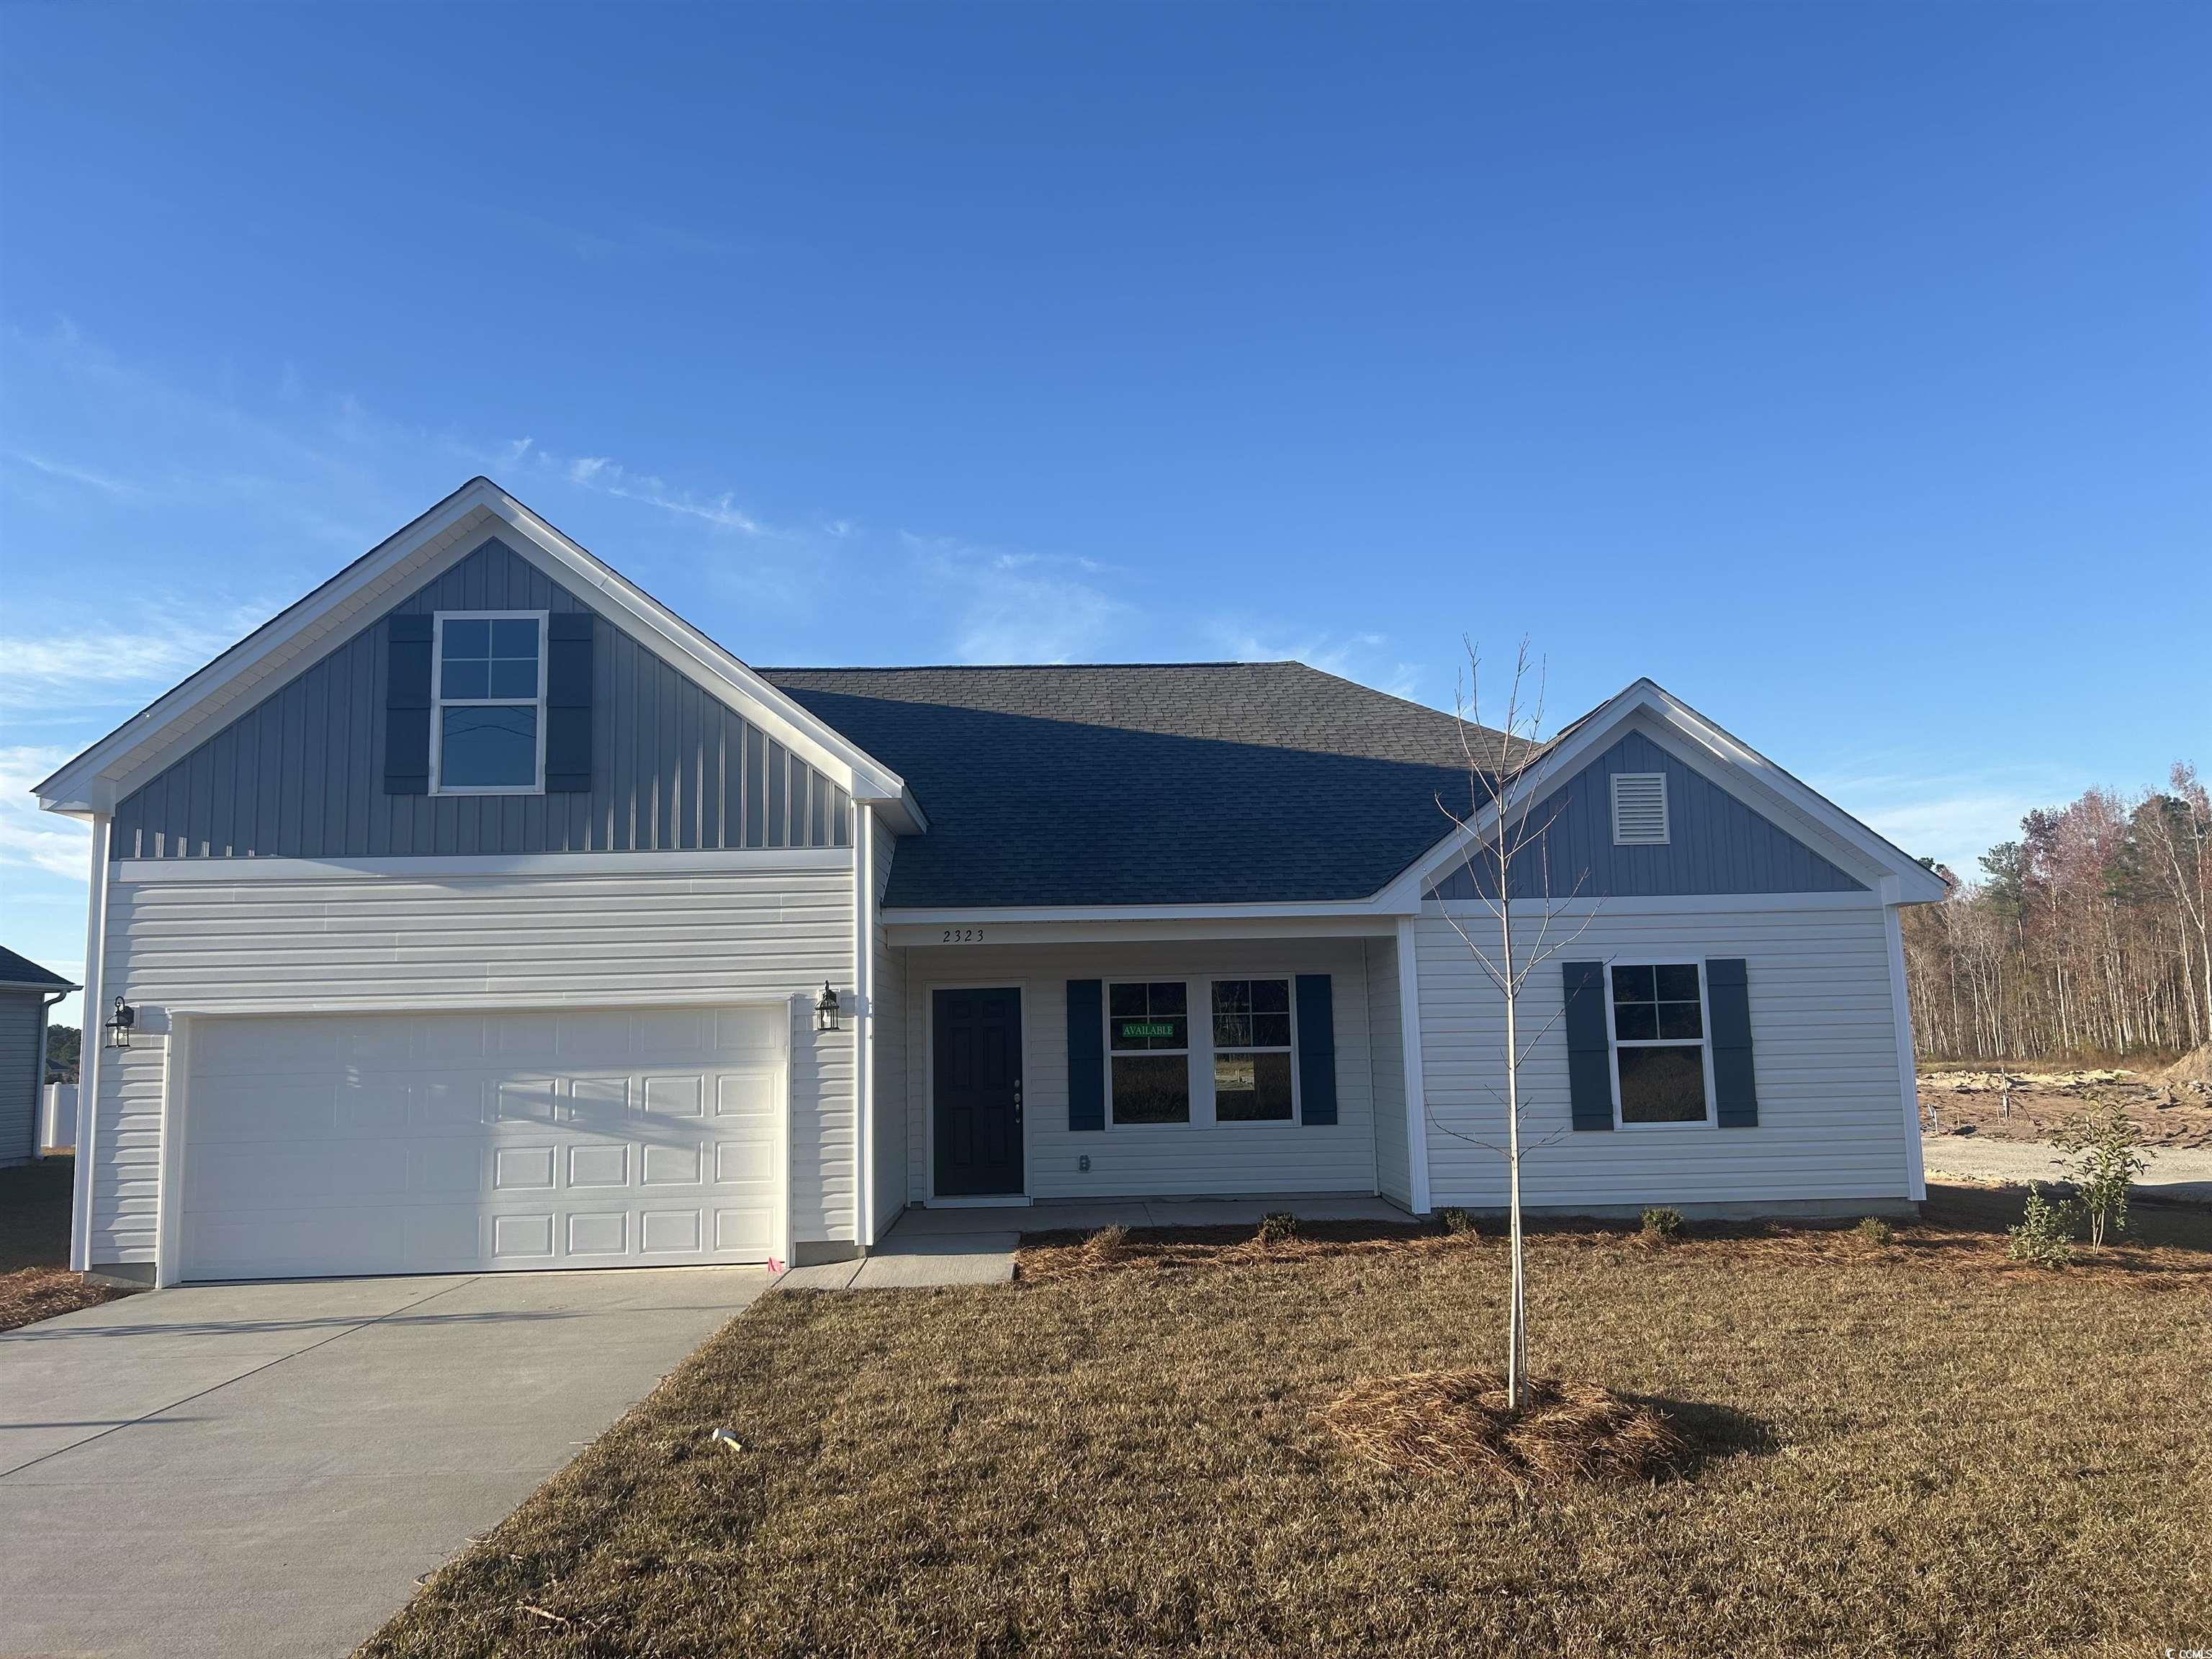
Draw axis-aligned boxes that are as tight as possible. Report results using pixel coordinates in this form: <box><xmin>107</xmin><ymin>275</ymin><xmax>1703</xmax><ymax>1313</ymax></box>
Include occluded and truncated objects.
<box><xmin>1608</xmin><ymin>962</ymin><xmax>1712</xmax><ymax>1124</ymax></box>
<box><xmin>1108</xmin><ymin>981</ymin><xmax>1190</xmax><ymax>1124</ymax></box>
<box><xmin>1210</xmin><ymin>979</ymin><xmax>1295</xmax><ymax>1122</ymax></box>
<box><xmin>432</xmin><ymin>612</ymin><xmax>546</xmax><ymax>793</ymax></box>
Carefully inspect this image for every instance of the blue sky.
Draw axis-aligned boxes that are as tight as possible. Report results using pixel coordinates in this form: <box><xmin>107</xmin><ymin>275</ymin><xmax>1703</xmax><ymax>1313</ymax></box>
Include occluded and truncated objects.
<box><xmin>3</xmin><ymin>3</ymin><xmax>2207</xmax><ymax>1020</ymax></box>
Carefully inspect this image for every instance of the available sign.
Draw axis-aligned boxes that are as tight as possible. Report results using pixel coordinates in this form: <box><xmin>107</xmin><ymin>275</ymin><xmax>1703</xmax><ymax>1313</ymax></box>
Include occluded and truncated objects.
<box><xmin>1118</xmin><ymin>1020</ymin><xmax>1179</xmax><ymax>1042</ymax></box>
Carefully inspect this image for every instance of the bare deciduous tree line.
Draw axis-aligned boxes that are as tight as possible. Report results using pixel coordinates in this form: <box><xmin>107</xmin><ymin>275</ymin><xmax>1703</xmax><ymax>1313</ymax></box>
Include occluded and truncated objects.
<box><xmin>1901</xmin><ymin>764</ymin><xmax>2211</xmax><ymax>1061</ymax></box>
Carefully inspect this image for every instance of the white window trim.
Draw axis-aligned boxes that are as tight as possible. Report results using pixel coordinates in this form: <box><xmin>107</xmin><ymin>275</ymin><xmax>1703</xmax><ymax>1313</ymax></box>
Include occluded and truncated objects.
<box><xmin>1206</xmin><ymin>976</ymin><xmax>1300</xmax><ymax>1128</ymax></box>
<box><xmin>1602</xmin><ymin>956</ymin><xmax>1717</xmax><ymax>1130</ymax></box>
<box><xmin>1105</xmin><ymin>977</ymin><xmax>1196</xmax><ymax>1128</ymax></box>
<box><xmin>1609</xmin><ymin>771</ymin><xmax>1670</xmax><ymax>846</ymax></box>
<box><xmin>1102</xmin><ymin>975</ymin><xmax>1303</xmax><ymax>1130</ymax></box>
<box><xmin>431</xmin><ymin>609</ymin><xmax>549</xmax><ymax>796</ymax></box>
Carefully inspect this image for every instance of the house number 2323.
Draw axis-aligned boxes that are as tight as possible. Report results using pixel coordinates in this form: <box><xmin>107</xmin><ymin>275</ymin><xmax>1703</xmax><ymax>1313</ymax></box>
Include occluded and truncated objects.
<box><xmin>940</xmin><ymin>927</ymin><xmax>986</xmax><ymax>943</ymax></box>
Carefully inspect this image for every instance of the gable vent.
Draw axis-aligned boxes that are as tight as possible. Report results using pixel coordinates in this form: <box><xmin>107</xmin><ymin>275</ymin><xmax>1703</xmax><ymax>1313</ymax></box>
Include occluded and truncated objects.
<box><xmin>1610</xmin><ymin>772</ymin><xmax>1669</xmax><ymax>845</ymax></box>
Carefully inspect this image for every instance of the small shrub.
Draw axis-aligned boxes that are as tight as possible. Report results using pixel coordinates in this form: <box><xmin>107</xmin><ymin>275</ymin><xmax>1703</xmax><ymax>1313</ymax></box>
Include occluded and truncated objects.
<box><xmin>1639</xmin><ymin>1207</ymin><xmax>1685</xmax><ymax>1244</ymax></box>
<box><xmin>1853</xmin><ymin>1215</ymin><xmax>1896</xmax><ymax>1248</ymax></box>
<box><xmin>2054</xmin><ymin>1100</ymin><xmax>2150</xmax><ymax>1246</ymax></box>
<box><xmin>2005</xmin><ymin>1184</ymin><xmax>2078</xmax><ymax>1268</ymax></box>
<box><xmin>1257</xmin><ymin>1212</ymin><xmax>1299</xmax><ymax>1244</ymax></box>
<box><xmin>1439</xmin><ymin>1207</ymin><xmax>1480</xmax><ymax>1236</ymax></box>
<box><xmin>1079</xmin><ymin>1224</ymin><xmax>1128</xmax><ymax>1267</ymax></box>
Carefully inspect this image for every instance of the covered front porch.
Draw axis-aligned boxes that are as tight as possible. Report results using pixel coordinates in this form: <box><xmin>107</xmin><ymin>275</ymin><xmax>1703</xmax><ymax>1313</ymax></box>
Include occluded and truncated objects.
<box><xmin>878</xmin><ymin>920</ymin><xmax>1422</xmax><ymax>1218</ymax></box>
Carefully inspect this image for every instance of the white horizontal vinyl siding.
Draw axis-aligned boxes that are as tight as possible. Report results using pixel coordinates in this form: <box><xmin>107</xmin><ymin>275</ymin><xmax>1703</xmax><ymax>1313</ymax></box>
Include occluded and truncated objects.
<box><xmin>90</xmin><ymin>866</ymin><xmax>856</xmax><ymax>1264</ymax></box>
<box><xmin>903</xmin><ymin>938</ymin><xmax>1377</xmax><ymax>1202</ymax></box>
<box><xmin>1417</xmin><ymin>902</ymin><xmax>1912</xmax><ymax>1209</ymax></box>
<box><xmin>1365</xmin><ymin>937</ymin><xmax>1411</xmax><ymax>1208</ymax></box>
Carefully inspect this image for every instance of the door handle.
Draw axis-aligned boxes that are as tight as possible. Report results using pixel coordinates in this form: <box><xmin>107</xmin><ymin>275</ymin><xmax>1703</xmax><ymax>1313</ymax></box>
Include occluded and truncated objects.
<box><xmin>1012</xmin><ymin>1078</ymin><xmax>1022</xmax><ymax>1122</ymax></box>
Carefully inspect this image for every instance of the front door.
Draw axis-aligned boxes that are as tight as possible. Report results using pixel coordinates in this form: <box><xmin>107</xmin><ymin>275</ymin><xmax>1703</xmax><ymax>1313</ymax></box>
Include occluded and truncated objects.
<box><xmin>932</xmin><ymin>987</ymin><xmax>1023</xmax><ymax>1197</ymax></box>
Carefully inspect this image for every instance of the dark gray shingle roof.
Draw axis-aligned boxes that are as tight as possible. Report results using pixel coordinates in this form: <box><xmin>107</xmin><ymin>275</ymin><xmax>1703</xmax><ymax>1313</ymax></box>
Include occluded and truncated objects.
<box><xmin>760</xmin><ymin>662</ymin><xmax>1511</xmax><ymax>908</ymax></box>
<box><xmin>0</xmin><ymin>946</ymin><xmax>75</xmax><ymax>990</ymax></box>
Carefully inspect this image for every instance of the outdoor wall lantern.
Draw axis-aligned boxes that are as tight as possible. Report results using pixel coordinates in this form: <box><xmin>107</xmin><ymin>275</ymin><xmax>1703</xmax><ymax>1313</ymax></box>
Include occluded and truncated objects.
<box><xmin>104</xmin><ymin>996</ymin><xmax>137</xmax><ymax>1049</ymax></box>
<box><xmin>814</xmin><ymin>982</ymin><xmax>842</xmax><ymax>1033</ymax></box>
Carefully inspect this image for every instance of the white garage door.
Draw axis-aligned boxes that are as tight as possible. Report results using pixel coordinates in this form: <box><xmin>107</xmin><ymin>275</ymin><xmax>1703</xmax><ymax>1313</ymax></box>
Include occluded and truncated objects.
<box><xmin>179</xmin><ymin>1004</ymin><xmax>786</xmax><ymax>1282</ymax></box>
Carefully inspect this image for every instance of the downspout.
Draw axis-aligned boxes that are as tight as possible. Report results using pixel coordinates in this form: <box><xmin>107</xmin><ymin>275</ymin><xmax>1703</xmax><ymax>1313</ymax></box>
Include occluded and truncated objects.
<box><xmin>71</xmin><ymin>814</ymin><xmax>112</xmax><ymax>1272</ymax></box>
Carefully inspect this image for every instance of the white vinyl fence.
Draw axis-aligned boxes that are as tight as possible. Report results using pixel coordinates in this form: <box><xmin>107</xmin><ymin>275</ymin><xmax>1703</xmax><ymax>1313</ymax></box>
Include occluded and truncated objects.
<box><xmin>40</xmin><ymin>1082</ymin><xmax>76</xmax><ymax>1154</ymax></box>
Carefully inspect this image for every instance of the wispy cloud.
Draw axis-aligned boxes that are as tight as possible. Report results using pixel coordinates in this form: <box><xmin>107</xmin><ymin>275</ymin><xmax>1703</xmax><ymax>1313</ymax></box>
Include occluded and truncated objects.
<box><xmin>6</xmin><ymin>449</ymin><xmax>143</xmax><ymax>496</ymax></box>
<box><xmin>1806</xmin><ymin>756</ymin><xmax>2090</xmax><ymax>878</ymax></box>
<box><xmin>0</xmin><ymin>745</ymin><xmax>91</xmax><ymax>878</ymax></box>
<box><xmin>1208</xmin><ymin>621</ymin><xmax>1425</xmax><ymax>701</ymax></box>
<box><xmin>0</xmin><ymin>605</ymin><xmax>272</xmax><ymax>714</ymax></box>
<box><xmin>902</xmin><ymin>534</ymin><xmax>1134</xmax><ymax>663</ymax></box>
<box><xmin>483</xmin><ymin>438</ymin><xmax>773</xmax><ymax>535</ymax></box>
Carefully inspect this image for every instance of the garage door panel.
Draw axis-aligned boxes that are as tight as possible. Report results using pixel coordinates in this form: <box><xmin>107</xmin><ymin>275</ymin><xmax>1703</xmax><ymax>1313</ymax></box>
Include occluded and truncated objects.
<box><xmin>567</xmin><ymin>1211</ymin><xmax>628</xmax><ymax>1255</ymax></box>
<box><xmin>181</xmin><ymin>1007</ymin><xmax>784</xmax><ymax>1280</ymax></box>
<box><xmin>641</xmin><ymin>1074</ymin><xmax>706</xmax><ymax>1120</ymax></box>
<box><xmin>640</xmin><ymin>1142</ymin><xmax>703</xmax><ymax>1185</ymax></box>
<box><xmin>640</xmin><ymin>1210</ymin><xmax>703</xmax><ymax>1254</ymax></box>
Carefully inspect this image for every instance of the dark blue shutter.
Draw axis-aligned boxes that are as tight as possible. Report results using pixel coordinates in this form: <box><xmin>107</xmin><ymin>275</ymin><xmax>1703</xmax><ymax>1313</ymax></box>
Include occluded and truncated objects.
<box><xmin>1707</xmin><ymin>958</ymin><xmax>1758</xmax><ymax>1127</ymax></box>
<box><xmin>1295</xmin><ymin>974</ymin><xmax>1337</xmax><ymax>1125</ymax></box>
<box><xmin>383</xmin><ymin>614</ymin><xmax>433</xmax><ymax>794</ymax></box>
<box><xmin>1563</xmin><ymin>961</ymin><xmax>1614</xmax><ymax>1130</ymax></box>
<box><xmin>544</xmin><ymin>613</ymin><xmax>593</xmax><ymax>793</ymax></box>
<box><xmin>1066</xmin><ymin>980</ymin><xmax>1104</xmax><ymax>1132</ymax></box>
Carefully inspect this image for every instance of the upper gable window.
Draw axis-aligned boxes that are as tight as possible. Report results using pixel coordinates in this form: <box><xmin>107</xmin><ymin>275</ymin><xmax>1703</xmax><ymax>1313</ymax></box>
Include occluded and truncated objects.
<box><xmin>1610</xmin><ymin>772</ymin><xmax>1669</xmax><ymax>845</ymax></box>
<box><xmin>433</xmin><ymin>612</ymin><xmax>546</xmax><ymax>793</ymax></box>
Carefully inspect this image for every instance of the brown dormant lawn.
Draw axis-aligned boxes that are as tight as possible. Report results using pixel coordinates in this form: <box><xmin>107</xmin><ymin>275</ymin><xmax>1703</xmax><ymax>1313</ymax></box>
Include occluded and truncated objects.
<box><xmin>360</xmin><ymin>1186</ymin><xmax>2211</xmax><ymax>1659</ymax></box>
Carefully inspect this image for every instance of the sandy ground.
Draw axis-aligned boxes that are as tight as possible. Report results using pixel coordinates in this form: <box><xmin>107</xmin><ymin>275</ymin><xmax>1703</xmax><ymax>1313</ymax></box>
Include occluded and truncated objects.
<box><xmin>1919</xmin><ymin>1130</ymin><xmax>2212</xmax><ymax>1205</ymax></box>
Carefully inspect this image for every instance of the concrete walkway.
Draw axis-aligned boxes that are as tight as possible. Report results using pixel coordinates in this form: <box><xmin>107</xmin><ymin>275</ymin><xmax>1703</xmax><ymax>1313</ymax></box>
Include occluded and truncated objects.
<box><xmin>778</xmin><ymin>1194</ymin><xmax>1419</xmax><ymax>1291</ymax></box>
<box><xmin>1922</xmin><ymin>1132</ymin><xmax>2212</xmax><ymax>1204</ymax></box>
<box><xmin>0</xmin><ymin>1265</ymin><xmax>768</xmax><ymax>1659</ymax></box>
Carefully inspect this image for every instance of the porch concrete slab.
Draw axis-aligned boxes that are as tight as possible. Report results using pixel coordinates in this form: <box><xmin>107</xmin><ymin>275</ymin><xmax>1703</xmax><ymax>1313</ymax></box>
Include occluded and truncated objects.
<box><xmin>0</xmin><ymin>1266</ymin><xmax>767</xmax><ymax>1659</ymax></box>
<box><xmin>852</xmin><ymin>1238</ymin><xmax>1016</xmax><ymax>1288</ymax></box>
<box><xmin>883</xmin><ymin>1205</ymin><xmax>1035</xmax><ymax>1236</ymax></box>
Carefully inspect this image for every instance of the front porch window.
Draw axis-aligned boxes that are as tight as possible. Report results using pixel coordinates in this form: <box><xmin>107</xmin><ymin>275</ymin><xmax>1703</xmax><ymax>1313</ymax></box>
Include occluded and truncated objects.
<box><xmin>1108</xmin><ymin>981</ymin><xmax>1190</xmax><ymax>1124</ymax></box>
<box><xmin>1210</xmin><ymin>979</ymin><xmax>1294</xmax><ymax>1122</ymax></box>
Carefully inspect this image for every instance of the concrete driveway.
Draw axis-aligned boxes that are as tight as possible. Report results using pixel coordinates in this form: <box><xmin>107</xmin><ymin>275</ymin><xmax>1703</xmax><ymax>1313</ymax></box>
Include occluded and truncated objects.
<box><xmin>0</xmin><ymin>1266</ymin><xmax>768</xmax><ymax>1659</ymax></box>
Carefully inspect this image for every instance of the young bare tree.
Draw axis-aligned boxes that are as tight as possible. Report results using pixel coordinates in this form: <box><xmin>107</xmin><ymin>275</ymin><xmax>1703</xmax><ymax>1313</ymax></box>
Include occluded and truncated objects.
<box><xmin>1426</xmin><ymin>639</ymin><xmax>1599</xmax><ymax>1411</ymax></box>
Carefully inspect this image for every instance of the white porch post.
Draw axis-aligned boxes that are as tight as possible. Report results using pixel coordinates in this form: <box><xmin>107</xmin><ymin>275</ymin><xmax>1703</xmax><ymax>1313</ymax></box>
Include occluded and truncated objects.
<box><xmin>1396</xmin><ymin>914</ymin><xmax>1431</xmax><ymax>1214</ymax></box>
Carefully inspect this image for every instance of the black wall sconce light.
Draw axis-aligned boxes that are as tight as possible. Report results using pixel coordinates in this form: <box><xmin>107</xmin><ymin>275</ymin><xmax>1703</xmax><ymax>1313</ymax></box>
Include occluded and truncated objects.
<box><xmin>814</xmin><ymin>982</ymin><xmax>841</xmax><ymax>1033</ymax></box>
<box><xmin>104</xmin><ymin>996</ymin><xmax>137</xmax><ymax>1049</ymax></box>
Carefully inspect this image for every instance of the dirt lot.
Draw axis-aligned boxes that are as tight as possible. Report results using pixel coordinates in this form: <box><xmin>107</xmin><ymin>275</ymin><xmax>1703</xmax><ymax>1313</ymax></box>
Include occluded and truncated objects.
<box><xmin>1919</xmin><ymin>1053</ymin><xmax>2212</xmax><ymax>1151</ymax></box>
<box><xmin>361</xmin><ymin>1190</ymin><xmax>2211</xmax><ymax>1659</ymax></box>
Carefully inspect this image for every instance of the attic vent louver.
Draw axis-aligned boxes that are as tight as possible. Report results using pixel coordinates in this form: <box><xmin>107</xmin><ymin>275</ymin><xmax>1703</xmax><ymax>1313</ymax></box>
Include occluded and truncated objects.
<box><xmin>1610</xmin><ymin>772</ymin><xmax>1669</xmax><ymax>846</ymax></box>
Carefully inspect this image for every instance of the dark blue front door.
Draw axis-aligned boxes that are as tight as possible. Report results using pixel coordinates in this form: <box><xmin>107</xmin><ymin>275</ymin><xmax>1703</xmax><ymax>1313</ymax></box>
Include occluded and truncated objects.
<box><xmin>932</xmin><ymin>987</ymin><xmax>1023</xmax><ymax>1196</ymax></box>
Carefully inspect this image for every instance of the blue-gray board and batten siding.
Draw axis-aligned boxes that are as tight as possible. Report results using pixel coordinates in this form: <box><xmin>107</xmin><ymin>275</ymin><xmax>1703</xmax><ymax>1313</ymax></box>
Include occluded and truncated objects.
<box><xmin>110</xmin><ymin>538</ymin><xmax>851</xmax><ymax>860</ymax></box>
<box><xmin>1426</xmin><ymin>730</ymin><xmax>1866</xmax><ymax>899</ymax></box>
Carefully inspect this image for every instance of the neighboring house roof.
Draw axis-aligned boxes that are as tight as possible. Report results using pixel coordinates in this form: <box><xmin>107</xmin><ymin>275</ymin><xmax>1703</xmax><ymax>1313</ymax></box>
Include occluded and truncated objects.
<box><xmin>763</xmin><ymin>662</ymin><xmax>1514</xmax><ymax>908</ymax></box>
<box><xmin>0</xmin><ymin>946</ymin><xmax>77</xmax><ymax>993</ymax></box>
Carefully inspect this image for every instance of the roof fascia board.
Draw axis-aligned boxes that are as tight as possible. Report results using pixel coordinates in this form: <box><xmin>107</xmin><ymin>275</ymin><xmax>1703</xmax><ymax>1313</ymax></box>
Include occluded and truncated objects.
<box><xmin>35</xmin><ymin>482</ymin><xmax>498</xmax><ymax>812</ymax></box>
<box><xmin>1372</xmin><ymin>681</ymin><xmax>1651</xmax><ymax>909</ymax></box>
<box><xmin>36</xmin><ymin>478</ymin><xmax>917</xmax><ymax>825</ymax></box>
<box><xmin>886</xmin><ymin>914</ymin><xmax>1398</xmax><ymax>948</ymax></box>
<box><xmin>482</xmin><ymin>486</ymin><xmax>910</xmax><ymax>808</ymax></box>
<box><xmin>1375</xmin><ymin>680</ymin><xmax>1948</xmax><ymax>907</ymax></box>
<box><xmin>884</xmin><ymin>896</ymin><xmax>1410</xmax><ymax>925</ymax></box>
<box><xmin>1636</xmin><ymin>685</ymin><xmax>1948</xmax><ymax>904</ymax></box>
